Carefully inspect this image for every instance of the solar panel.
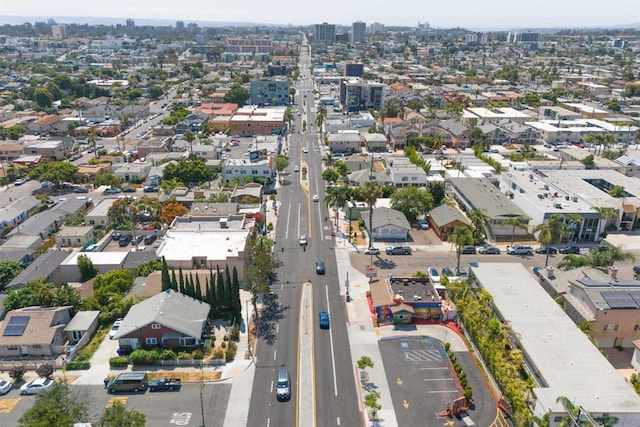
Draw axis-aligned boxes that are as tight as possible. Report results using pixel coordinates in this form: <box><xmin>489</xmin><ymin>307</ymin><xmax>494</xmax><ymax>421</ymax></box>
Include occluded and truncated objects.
<box><xmin>611</xmin><ymin>280</ymin><xmax>640</xmax><ymax>287</ymax></box>
<box><xmin>577</xmin><ymin>279</ymin><xmax>606</xmax><ymax>287</ymax></box>
<box><xmin>3</xmin><ymin>315</ymin><xmax>30</xmax><ymax>337</ymax></box>
<box><xmin>601</xmin><ymin>291</ymin><xmax>638</xmax><ymax>309</ymax></box>
<box><xmin>629</xmin><ymin>291</ymin><xmax>640</xmax><ymax>306</ymax></box>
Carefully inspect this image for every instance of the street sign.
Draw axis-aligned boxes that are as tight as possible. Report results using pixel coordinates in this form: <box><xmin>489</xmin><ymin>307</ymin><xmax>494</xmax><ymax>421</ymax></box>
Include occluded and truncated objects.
<box><xmin>366</xmin><ymin>267</ymin><xmax>377</xmax><ymax>278</ymax></box>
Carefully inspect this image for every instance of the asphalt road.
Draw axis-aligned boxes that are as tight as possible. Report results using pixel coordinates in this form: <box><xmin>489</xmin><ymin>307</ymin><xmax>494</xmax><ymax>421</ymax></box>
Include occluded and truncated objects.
<box><xmin>247</xmin><ymin>44</ymin><xmax>360</xmax><ymax>427</ymax></box>
<box><xmin>0</xmin><ymin>383</ymin><xmax>230</xmax><ymax>426</ymax></box>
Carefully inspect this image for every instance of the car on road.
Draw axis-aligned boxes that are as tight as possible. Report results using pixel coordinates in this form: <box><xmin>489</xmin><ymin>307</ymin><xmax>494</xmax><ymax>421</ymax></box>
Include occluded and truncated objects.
<box><xmin>14</xmin><ymin>178</ymin><xmax>26</xmax><ymax>186</ymax></box>
<box><xmin>461</xmin><ymin>245</ymin><xmax>477</xmax><ymax>254</ymax></box>
<box><xmin>507</xmin><ymin>245</ymin><xmax>533</xmax><ymax>255</ymax></box>
<box><xmin>143</xmin><ymin>186</ymin><xmax>159</xmax><ymax>193</ymax></box>
<box><xmin>535</xmin><ymin>246</ymin><xmax>558</xmax><ymax>254</ymax></box>
<box><xmin>20</xmin><ymin>378</ymin><xmax>54</xmax><ymax>395</ymax></box>
<box><xmin>417</xmin><ymin>219</ymin><xmax>429</xmax><ymax>230</ymax></box>
<box><xmin>364</xmin><ymin>247</ymin><xmax>380</xmax><ymax>255</ymax></box>
<box><xmin>73</xmin><ymin>187</ymin><xmax>89</xmax><ymax>193</ymax></box>
<box><xmin>294</xmin><ymin>166</ymin><xmax>299</xmax><ymax>172</ymax></box>
<box><xmin>0</xmin><ymin>379</ymin><xmax>12</xmax><ymax>395</ymax></box>
<box><xmin>109</xmin><ymin>318</ymin><xmax>124</xmax><ymax>339</ymax></box>
<box><xmin>276</xmin><ymin>369</ymin><xmax>291</xmax><ymax>401</ymax></box>
<box><xmin>319</xmin><ymin>312</ymin><xmax>330</xmax><ymax>329</ymax></box>
<box><xmin>427</xmin><ymin>267</ymin><xmax>441</xmax><ymax>283</ymax></box>
<box><xmin>122</xmin><ymin>187</ymin><xmax>136</xmax><ymax>193</ymax></box>
<box><xmin>302</xmin><ymin>147</ymin><xmax>308</xmax><ymax>153</ymax></box>
<box><xmin>299</xmin><ymin>235</ymin><xmax>308</xmax><ymax>246</ymax></box>
<box><xmin>312</xmin><ymin>194</ymin><xmax>319</xmax><ymax>202</ymax></box>
<box><xmin>479</xmin><ymin>246</ymin><xmax>500</xmax><ymax>254</ymax></box>
<box><xmin>558</xmin><ymin>245</ymin><xmax>580</xmax><ymax>254</ymax></box>
<box><xmin>104</xmin><ymin>187</ymin><xmax>122</xmax><ymax>194</ymax></box>
<box><xmin>386</xmin><ymin>245</ymin><xmax>411</xmax><ymax>255</ymax></box>
<box><xmin>315</xmin><ymin>261</ymin><xmax>325</xmax><ymax>275</ymax></box>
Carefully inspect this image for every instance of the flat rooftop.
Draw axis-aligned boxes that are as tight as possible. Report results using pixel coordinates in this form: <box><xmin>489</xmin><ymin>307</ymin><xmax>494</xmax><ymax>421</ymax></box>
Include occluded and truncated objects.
<box><xmin>471</xmin><ymin>262</ymin><xmax>640</xmax><ymax>419</ymax></box>
<box><xmin>156</xmin><ymin>229</ymin><xmax>249</xmax><ymax>261</ymax></box>
<box><xmin>542</xmin><ymin>169</ymin><xmax>640</xmax><ymax>207</ymax></box>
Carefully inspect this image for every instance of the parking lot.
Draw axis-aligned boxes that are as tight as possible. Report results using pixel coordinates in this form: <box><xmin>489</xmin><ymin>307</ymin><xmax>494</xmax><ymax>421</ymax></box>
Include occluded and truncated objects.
<box><xmin>379</xmin><ymin>336</ymin><xmax>498</xmax><ymax>427</ymax></box>
<box><xmin>0</xmin><ymin>384</ymin><xmax>231</xmax><ymax>426</ymax></box>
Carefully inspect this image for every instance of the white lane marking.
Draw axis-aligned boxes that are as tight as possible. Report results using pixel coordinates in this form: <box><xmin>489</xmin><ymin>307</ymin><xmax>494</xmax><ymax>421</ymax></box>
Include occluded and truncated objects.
<box><xmin>326</xmin><ymin>285</ymin><xmax>338</xmax><ymax>397</ymax></box>
<box><xmin>337</xmin><ymin>417</ymin><xmax>340</xmax><ymax>425</ymax></box>
<box><xmin>267</xmin><ymin>418</ymin><xmax>270</xmax><ymax>427</ymax></box>
<box><xmin>270</xmin><ymin>380</ymin><xmax>273</xmax><ymax>393</ymax></box>
<box><xmin>276</xmin><ymin>324</ymin><xmax>279</xmax><ymax>334</ymax></box>
<box><xmin>273</xmin><ymin>350</ymin><xmax>277</xmax><ymax>361</ymax></box>
<box><xmin>286</xmin><ymin>203</ymin><xmax>291</xmax><ymax>240</ymax></box>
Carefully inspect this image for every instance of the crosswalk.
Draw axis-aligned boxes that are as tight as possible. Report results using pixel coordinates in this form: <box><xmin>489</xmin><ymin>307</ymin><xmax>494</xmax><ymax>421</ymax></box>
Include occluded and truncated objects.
<box><xmin>0</xmin><ymin>397</ymin><xmax>21</xmax><ymax>414</ymax></box>
<box><xmin>106</xmin><ymin>396</ymin><xmax>128</xmax><ymax>408</ymax></box>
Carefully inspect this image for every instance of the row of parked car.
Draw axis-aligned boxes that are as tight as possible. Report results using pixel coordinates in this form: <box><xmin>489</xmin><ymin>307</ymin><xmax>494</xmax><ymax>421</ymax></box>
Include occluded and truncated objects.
<box><xmin>112</xmin><ymin>232</ymin><xmax>157</xmax><ymax>247</ymax></box>
<box><xmin>377</xmin><ymin>244</ymin><xmax>595</xmax><ymax>257</ymax></box>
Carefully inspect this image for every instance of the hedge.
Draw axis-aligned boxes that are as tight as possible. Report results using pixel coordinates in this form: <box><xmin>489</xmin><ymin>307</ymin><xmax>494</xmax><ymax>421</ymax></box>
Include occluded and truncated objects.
<box><xmin>109</xmin><ymin>357</ymin><xmax>128</xmax><ymax>368</ymax></box>
<box><xmin>65</xmin><ymin>360</ymin><xmax>91</xmax><ymax>370</ymax></box>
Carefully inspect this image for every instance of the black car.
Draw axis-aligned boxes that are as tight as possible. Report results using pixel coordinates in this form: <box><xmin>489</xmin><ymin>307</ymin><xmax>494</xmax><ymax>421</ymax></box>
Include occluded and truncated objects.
<box><xmin>535</xmin><ymin>246</ymin><xmax>558</xmax><ymax>254</ymax></box>
<box><xmin>118</xmin><ymin>235</ymin><xmax>132</xmax><ymax>247</ymax></box>
<box><xmin>634</xmin><ymin>266</ymin><xmax>640</xmax><ymax>276</ymax></box>
<box><xmin>315</xmin><ymin>261</ymin><xmax>325</xmax><ymax>275</ymax></box>
<box><xmin>122</xmin><ymin>187</ymin><xmax>137</xmax><ymax>193</ymax></box>
<box><xmin>144</xmin><ymin>234</ymin><xmax>157</xmax><ymax>245</ymax></box>
<box><xmin>559</xmin><ymin>245</ymin><xmax>581</xmax><ymax>254</ymax></box>
<box><xmin>143</xmin><ymin>186</ymin><xmax>159</xmax><ymax>193</ymax></box>
<box><xmin>461</xmin><ymin>245</ymin><xmax>477</xmax><ymax>254</ymax></box>
<box><xmin>479</xmin><ymin>246</ymin><xmax>501</xmax><ymax>254</ymax></box>
<box><xmin>73</xmin><ymin>187</ymin><xmax>89</xmax><ymax>193</ymax></box>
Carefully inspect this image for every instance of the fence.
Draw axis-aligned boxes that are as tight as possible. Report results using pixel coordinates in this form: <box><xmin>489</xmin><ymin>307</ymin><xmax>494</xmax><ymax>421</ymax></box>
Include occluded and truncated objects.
<box><xmin>0</xmin><ymin>359</ymin><xmax>62</xmax><ymax>372</ymax></box>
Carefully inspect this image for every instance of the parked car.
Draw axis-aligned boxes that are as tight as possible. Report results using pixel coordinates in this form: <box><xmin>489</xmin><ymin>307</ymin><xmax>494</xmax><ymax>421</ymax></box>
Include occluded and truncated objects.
<box><xmin>507</xmin><ymin>245</ymin><xmax>533</xmax><ymax>255</ymax></box>
<box><xmin>441</xmin><ymin>267</ymin><xmax>454</xmax><ymax>277</ymax></box>
<box><xmin>417</xmin><ymin>219</ymin><xmax>429</xmax><ymax>230</ymax></box>
<box><xmin>558</xmin><ymin>245</ymin><xmax>580</xmax><ymax>254</ymax></box>
<box><xmin>386</xmin><ymin>246</ymin><xmax>411</xmax><ymax>255</ymax></box>
<box><xmin>112</xmin><ymin>232</ymin><xmax>122</xmax><ymax>241</ymax></box>
<box><xmin>456</xmin><ymin>267</ymin><xmax>468</xmax><ymax>277</ymax></box>
<box><xmin>535</xmin><ymin>246</ymin><xmax>558</xmax><ymax>254</ymax></box>
<box><xmin>118</xmin><ymin>235</ymin><xmax>132</xmax><ymax>247</ymax></box>
<box><xmin>144</xmin><ymin>234</ymin><xmax>157</xmax><ymax>245</ymax></box>
<box><xmin>479</xmin><ymin>246</ymin><xmax>500</xmax><ymax>254</ymax></box>
<box><xmin>14</xmin><ymin>178</ymin><xmax>26</xmax><ymax>186</ymax></box>
<box><xmin>428</xmin><ymin>267</ymin><xmax>441</xmax><ymax>283</ymax></box>
<box><xmin>364</xmin><ymin>247</ymin><xmax>380</xmax><ymax>255</ymax></box>
<box><xmin>104</xmin><ymin>187</ymin><xmax>122</xmax><ymax>194</ymax></box>
<box><xmin>73</xmin><ymin>187</ymin><xmax>89</xmax><ymax>193</ymax></box>
<box><xmin>143</xmin><ymin>186</ymin><xmax>159</xmax><ymax>193</ymax></box>
<box><xmin>0</xmin><ymin>379</ymin><xmax>12</xmax><ymax>395</ymax></box>
<box><xmin>315</xmin><ymin>261</ymin><xmax>325</xmax><ymax>275</ymax></box>
<box><xmin>149</xmin><ymin>377</ymin><xmax>182</xmax><ymax>392</ymax></box>
<box><xmin>319</xmin><ymin>312</ymin><xmax>330</xmax><ymax>329</ymax></box>
<box><xmin>633</xmin><ymin>266</ymin><xmax>640</xmax><ymax>276</ymax></box>
<box><xmin>122</xmin><ymin>187</ymin><xmax>137</xmax><ymax>193</ymax></box>
<box><xmin>109</xmin><ymin>318</ymin><xmax>124</xmax><ymax>339</ymax></box>
<box><xmin>461</xmin><ymin>245</ymin><xmax>477</xmax><ymax>254</ymax></box>
<box><xmin>20</xmin><ymin>378</ymin><xmax>55</xmax><ymax>395</ymax></box>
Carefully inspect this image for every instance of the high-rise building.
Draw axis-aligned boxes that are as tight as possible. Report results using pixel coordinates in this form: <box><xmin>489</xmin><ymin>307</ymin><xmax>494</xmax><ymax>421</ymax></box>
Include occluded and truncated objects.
<box><xmin>368</xmin><ymin>22</ymin><xmax>384</xmax><ymax>34</ymax></box>
<box><xmin>508</xmin><ymin>31</ymin><xmax>543</xmax><ymax>48</ymax></box>
<box><xmin>351</xmin><ymin>21</ymin><xmax>366</xmax><ymax>43</ymax></box>
<box><xmin>250</xmin><ymin>78</ymin><xmax>291</xmax><ymax>106</ymax></box>
<box><xmin>176</xmin><ymin>21</ymin><xmax>185</xmax><ymax>30</ymax></box>
<box><xmin>51</xmin><ymin>24</ymin><xmax>68</xmax><ymax>40</ymax></box>
<box><xmin>126</xmin><ymin>19</ymin><xmax>135</xmax><ymax>28</ymax></box>
<box><xmin>314</xmin><ymin>22</ymin><xmax>336</xmax><ymax>43</ymax></box>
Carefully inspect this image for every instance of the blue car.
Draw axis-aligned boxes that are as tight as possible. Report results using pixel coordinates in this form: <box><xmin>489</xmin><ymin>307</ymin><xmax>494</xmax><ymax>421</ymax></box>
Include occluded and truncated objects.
<box><xmin>319</xmin><ymin>312</ymin><xmax>330</xmax><ymax>329</ymax></box>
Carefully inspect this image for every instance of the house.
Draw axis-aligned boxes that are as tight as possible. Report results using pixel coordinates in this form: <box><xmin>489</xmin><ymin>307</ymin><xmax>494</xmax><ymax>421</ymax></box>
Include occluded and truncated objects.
<box><xmin>85</xmin><ymin>198</ymin><xmax>118</xmax><ymax>228</ymax></box>
<box><xmin>1</xmin><ymin>234</ymin><xmax>43</xmax><ymax>252</ymax></box>
<box><xmin>327</xmin><ymin>133</ymin><xmax>362</xmax><ymax>154</ymax></box>
<box><xmin>59</xmin><ymin>252</ymin><xmax>129</xmax><ymax>283</ymax></box>
<box><xmin>229</xmin><ymin>106</ymin><xmax>286</xmax><ymax>136</ymax></box>
<box><xmin>222</xmin><ymin>157</ymin><xmax>275</xmax><ymax>184</ymax></box>
<box><xmin>387</xmin><ymin>123</ymin><xmax>417</xmax><ymax>150</ymax></box>
<box><xmin>387</xmin><ymin>157</ymin><xmax>428</xmax><ymax>188</ymax></box>
<box><xmin>55</xmin><ymin>225</ymin><xmax>95</xmax><ymax>248</ymax></box>
<box><xmin>0</xmin><ymin>143</ymin><xmax>24</xmax><ymax>161</ymax></box>
<box><xmin>6</xmin><ymin>251</ymin><xmax>69</xmax><ymax>289</ymax></box>
<box><xmin>363</xmin><ymin>133</ymin><xmax>388</xmax><ymax>152</ymax></box>
<box><xmin>24</xmin><ymin>140</ymin><xmax>66</xmax><ymax>160</ymax></box>
<box><xmin>113</xmin><ymin>162</ymin><xmax>151</xmax><ymax>183</ymax></box>
<box><xmin>0</xmin><ymin>196</ymin><xmax>41</xmax><ymax>229</ymax></box>
<box><xmin>230</xmin><ymin>183</ymin><xmax>262</xmax><ymax>204</ymax></box>
<box><xmin>362</xmin><ymin>207</ymin><xmax>411</xmax><ymax>241</ymax></box>
<box><xmin>0</xmin><ymin>248</ymin><xmax>34</xmax><ymax>268</ymax></box>
<box><xmin>136</xmin><ymin>137</ymin><xmax>173</xmax><ymax>158</ymax></box>
<box><xmin>64</xmin><ymin>310</ymin><xmax>100</xmax><ymax>346</ymax></box>
<box><xmin>7</xmin><ymin>198</ymin><xmax>89</xmax><ymax>239</ymax></box>
<box><xmin>113</xmin><ymin>289</ymin><xmax>209</xmax><ymax>352</ymax></box>
<box><xmin>427</xmin><ymin>204</ymin><xmax>472</xmax><ymax>241</ymax></box>
<box><xmin>0</xmin><ymin>306</ymin><xmax>72</xmax><ymax>357</ymax></box>
<box><xmin>347</xmin><ymin>169</ymin><xmax>393</xmax><ymax>187</ymax></box>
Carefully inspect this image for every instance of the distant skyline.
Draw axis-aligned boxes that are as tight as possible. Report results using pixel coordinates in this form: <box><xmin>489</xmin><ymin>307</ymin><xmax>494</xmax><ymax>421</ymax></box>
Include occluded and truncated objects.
<box><xmin>2</xmin><ymin>0</ymin><xmax>639</xmax><ymax>30</ymax></box>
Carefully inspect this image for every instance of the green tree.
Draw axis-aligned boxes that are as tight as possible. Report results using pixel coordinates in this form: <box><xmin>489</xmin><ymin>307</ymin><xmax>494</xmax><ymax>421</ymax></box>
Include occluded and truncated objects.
<box><xmin>448</xmin><ymin>226</ymin><xmax>473</xmax><ymax>274</ymax></box>
<box><xmin>149</xmin><ymin>85</ymin><xmax>164</xmax><ymax>99</ymax></box>
<box><xmin>503</xmin><ymin>216</ymin><xmax>528</xmax><ymax>246</ymax></box>
<box><xmin>7</xmin><ymin>125</ymin><xmax>26</xmax><ymax>140</ymax></box>
<box><xmin>390</xmin><ymin>185</ymin><xmax>433</xmax><ymax>222</ymax></box>
<box><xmin>322</xmin><ymin>152</ymin><xmax>335</xmax><ymax>169</ymax></box>
<box><xmin>94</xmin><ymin>171</ymin><xmax>122</xmax><ymax>188</ymax></box>
<box><xmin>428</xmin><ymin>182</ymin><xmax>446</xmax><ymax>206</ymax></box>
<box><xmin>163</xmin><ymin>158</ymin><xmax>214</xmax><ymax>186</ymax></box>
<box><xmin>224</xmin><ymin>84</ymin><xmax>250</xmax><ymax>106</ymax></box>
<box><xmin>18</xmin><ymin>383</ymin><xmax>89</xmax><ymax>427</ymax></box>
<box><xmin>608</xmin><ymin>185</ymin><xmax>626</xmax><ymax>198</ymax></box>
<box><xmin>468</xmin><ymin>208</ymin><xmax>488</xmax><ymax>244</ymax></box>
<box><xmin>364</xmin><ymin>391</ymin><xmax>381</xmax><ymax>420</ymax></box>
<box><xmin>78</xmin><ymin>255</ymin><xmax>98</xmax><ymax>282</ymax></box>
<box><xmin>97</xmin><ymin>401</ymin><xmax>146</xmax><ymax>427</ymax></box>
<box><xmin>357</xmin><ymin>182</ymin><xmax>383</xmax><ymax>246</ymax></box>
<box><xmin>274</xmin><ymin>155</ymin><xmax>289</xmax><ymax>182</ymax></box>
<box><xmin>534</xmin><ymin>214</ymin><xmax>569</xmax><ymax>267</ymax></box>
<box><xmin>232</xmin><ymin>266</ymin><xmax>241</xmax><ymax>314</ymax></box>
<box><xmin>29</xmin><ymin>161</ymin><xmax>79</xmax><ymax>188</ymax></box>
<box><xmin>322</xmin><ymin>168</ymin><xmax>340</xmax><ymax>183</ymax></box>
<box><xmin>325</xmin><ymin>186</ymin><xmax>352</xmax><ymax>229</ymax></box>
<box><xmin>195</xmin><ymin>273</ymin><xmax>203</xmax><ymax>301</ymax></box>
<box><xmin>184</xmin><ymin>130</ymin><xmax>196</xmax><ymax>154</ymax></box>
<box><xmin>0</xmin><ymin>260</ymin><xmax>23</xmax><ymax>291</ymax></box>
<box><xmin>5</xmin><ymin>279</ymin><xmax>81</xmax><ymax>311</ymax></box>
<box><xmin>33</xmin><ymin>87</ymin><xmax>54</xmax><ymax>109</ymax></box>
<box><xmin>581</xmin><ymin>154</ymin><xmax>595</xmax><ymax>168</ymax></box>
<box><xmin>161</xmin><ymin>257</ymin><xmax>171</xmax><ymax>291</ymax></box>
<box><xmin>591</xmin><ymin>206</ymin><xmax>617</xmax><ymax>237</ymax></box>
<box><xmin>244</xmin><ymin>233</ymin><xmax>282</xmax><ymax>313</ymax></box>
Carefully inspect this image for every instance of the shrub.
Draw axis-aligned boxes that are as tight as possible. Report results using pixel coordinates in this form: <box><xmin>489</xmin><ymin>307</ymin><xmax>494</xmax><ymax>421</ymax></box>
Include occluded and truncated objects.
<box><xmin>204</xmin><ymin>339</ymin><xmax>213</xmax><ymax>353</ymax></box>
<box><xmin>177</xmin><ymin>351</ymin><xmax>192</xmax><ymax>360</ymax></box>
<box><xmin>191</xmin><ymin>349</ymin><xmax>204</xmax><ymax>360</ymax></box>
<box><xmin>130</xmin><ymin>349</ymin><xmax>159</xmax><ymax>365</ymax></box>
<box><xmin>212</xmin><ymin>349</ymin><xmax>225</xmax><ymax>360</ymax></box>
<box><xmin>158</xmin><ymin>349</ymin><xmax>177</xmax><ymax>360</ymax></box>
<box><xmin>231</xmin><ymin>324</ymin><xmax>240</xmax><ymax>341</ymax></box>
<box><xmin>9</xmin><ymin>366</ymin><xmax>26</xmax><ymax>382</ymax></box>
<box><xmin>36</xmin><ymin>364</ymin><xmax>54</xmax><ymax>378</ymax></box>
<box><xmin>109</xmin><ymin>357</ymin><xmax>128</xmax><ymax>368</ymax></box>
<box><xmin>464</xmin><ymin>387</ymin><xmax>473</xmax><ymax>401</ymax></box>
<box><xmin>221</xmin><ymin>341</ymin><xmax>226</xmax><ymax>349</ymax></box>
<box><xmin>225</xmin><ymin>347</ymin><xmax>236</xmax><ymax>362</ymax></box>
<box><xmin>65</xmin><ymin>360</ymin><xmax>90</xmax><ymax>370</ymax></box>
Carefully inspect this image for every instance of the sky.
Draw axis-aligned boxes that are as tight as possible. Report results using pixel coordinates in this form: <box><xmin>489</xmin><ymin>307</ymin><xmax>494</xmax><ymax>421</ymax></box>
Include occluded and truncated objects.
<box><xmin>2</xmin><ymin>0</ymin><xmax>639</xmax><ymax>29</ymax></box>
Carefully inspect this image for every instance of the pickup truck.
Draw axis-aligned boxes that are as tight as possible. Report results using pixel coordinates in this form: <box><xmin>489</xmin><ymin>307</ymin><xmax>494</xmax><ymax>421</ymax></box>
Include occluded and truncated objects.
<box><xmin>149</xmin><ymin>377</ymin><xmax>182</xmax><ymax>392</ymax></box>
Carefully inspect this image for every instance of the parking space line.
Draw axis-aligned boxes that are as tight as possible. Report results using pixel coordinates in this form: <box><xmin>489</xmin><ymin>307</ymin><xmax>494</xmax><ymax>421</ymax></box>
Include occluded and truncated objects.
<box><xmin>0</xmin><ymin>397</ymin><xmax>21</xmax><ymax>414</ymax></box>
<box><xmin>428</xmin><ymin>390</ymin><xmax>460</xmax><ymax>394</ymax></box>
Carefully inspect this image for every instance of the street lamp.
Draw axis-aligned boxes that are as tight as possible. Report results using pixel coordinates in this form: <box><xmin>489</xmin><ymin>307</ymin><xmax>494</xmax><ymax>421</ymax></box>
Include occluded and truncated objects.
<box><xmin>199</xmin><ymin>359</ymin><xmax>206</xmax><ymax>427</ymax></box>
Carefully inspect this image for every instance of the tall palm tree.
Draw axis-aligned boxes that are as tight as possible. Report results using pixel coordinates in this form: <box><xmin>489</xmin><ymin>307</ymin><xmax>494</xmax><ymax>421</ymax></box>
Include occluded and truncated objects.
<box><xmin>322</xmin><ymin>152</ymin><xmax>335</xmax><ymax>169</ymax></box>
<box><xmin>184</xmin><ymin>130</ymin><xmax>195</xmax><ymax>155</ymax></box>
<box><xmin>591</xmin><ymin>244</ymin><xmax>635</xmax><ymax>268</ymax></box>
<box><xmin>325</xmin><ymin>186</ymin><xmax>351</xmax><ymax>229</ymax></box>
<box><xmin>591</xmin><ymin>206</ymin><xmax>617</xmax><ymax>239</ymax></box>
<box><xmin>468</xmin><ymin>208</ymin><xmax>488</xmax><ymax>244</ymax></box>
<box><xmin>503</xmin><ymin>215</ymin><xmax>527</xmax><ymax>246</ymax></box>
<box><xmin>534</xmin><ymin>214</ymin><xmax>569</xmax><ymax>267</ymax></box>
<box><xmin>87</xmin><ymin>129</ymin><xmax>98</xmax><ymax>159</ymax></box>
<box><xmin>359</xmin><ymin>182</ymin><xmax>383</xmax><ymax>247</ymax></box>
<box><xmin>558</xmin><ymin>253</ymin><xmax>590</xmax><ymax>270</ymax></box>
<box><xmin>448</xmin><ymin>226</ymin><xmax>473</xmax><ymax>274</ymax></box>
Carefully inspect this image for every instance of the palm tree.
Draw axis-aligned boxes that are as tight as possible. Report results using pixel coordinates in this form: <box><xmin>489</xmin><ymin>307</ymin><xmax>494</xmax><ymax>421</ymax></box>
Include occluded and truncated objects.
<box><xmin>558</xmin><ymin>253</ymin><xmax>590</xmax><ymax>270</ymax></box>
<box><xmin>325</xmin><ymin>186</ymin><xmax>351</xmax><ymax>229</ymax></box>
<box><xmin>87</xmin><ymin>129</ymin><xmax>98</xmax><ymax>159</ymax></box>
<box><xmin>448</xmin><ymin>226</ymin><xmax>473</xmax><ymax>274</ymax></box>
<box><xmin>534</xmin><ymin>214</ymin><xmax>569</xmax><ymax>267</ymax></box>
<box><xmin>359</xmin><ymin>182</ymin><xmax>383</xmax><ymax>247</ymax></box>
<box><xmin>468</xmin><ymin>208</ymin><xmax>488</xmax><ymax>244</ymax></box>
<box><xmin>503</xmin><ymin>215</ymin><xmax>527</xmax><ymax>246</ymax></box>
<box><xmin>322</xmin><ymin>152</ymin><xmax>335</xmax><ymax>169</ymax></box>
<box><xmin>184</xmin><ymin>130</ymin><xmax>195</xmax><ymax>155</ymax></box>
<box><xmin>590</xmin><ymin>244</ymin><xmax>635</xmax><ymax>268</ymax></box>
<box><xmin>591</xmin><ymin>206</ymin><xmax>617</xmax><ymax>239</ymax></box>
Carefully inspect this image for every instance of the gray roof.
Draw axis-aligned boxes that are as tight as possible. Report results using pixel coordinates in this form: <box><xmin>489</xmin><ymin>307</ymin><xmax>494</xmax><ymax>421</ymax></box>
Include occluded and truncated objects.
<box><xmin>64</xmin><ymin>310</ymin><xmax>100</xmax><ymax>332</ymax></box>
<box><xmin>7</xmin><ymin>251</ymin><xmax>69</xmax><ymax>289</ymax></box>
<box><xmin>113</xmin><ymin>289</ymin><xmax>209</xmax><ymax>340</ymax></box>
<box><xmin>428</xmin><ymin>204</ymin><xmax>471</xmax><ymax>227</ymax></box>
<box><xmin>439</xmin><ymin>119</ymin><xmax>468</xmax><ymax>136</ymax></box>
<box><xmin>190</xmin><ymin>203</ymin><xmax>239</xmax><ymax>216</ymax></box>
<box><xmin>122</xmin><ymin>250</ymin><xmax>159</xmax><ymax>270</ymax></box>
<box><xmin>347</xmin><ymin>169</ymin><xmax>393</xmax><ymax>187</ymax></box>
<box><xmin>451</xmin><ymin>178</ymin><xmax>529</xmax><ymax>220</ymax></box>
<box><xmin>8</xmin><ymin>198</ymin><xmax>88</xmax><ymax>237</ymax></box>
<box><xmin>363</xmin><ymin>207</ymin><xmax>410</xmax><ymax>230</ymax></box>
<box><xmin>0</xmin><ymin>197</ymin><xmax>40</xmax><ymax>225</ymax></box>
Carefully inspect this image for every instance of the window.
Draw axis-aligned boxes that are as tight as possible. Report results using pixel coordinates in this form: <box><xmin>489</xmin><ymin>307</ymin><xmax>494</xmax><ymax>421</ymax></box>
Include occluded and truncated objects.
<box><xmin>33</xmin><ymin>344</ymin><xmax>41</xmax><ymax>349</ymax></box>
<box><xmin>634</xmin><ymin>324</ymin><xmax>639</xmax><ymax>331</ymax></box>
<box><xmin>603</xmin><ymin>324</ymin><xmax>608</xmax><ymax>331</ymax></box>
<box><xmin>613</xmin><ymin>324</ymin><xmax>619</xmax><ymax>331</ymax></box>
<box><xmin>151</xmin><ymin>323</ymin><xmax>161</xmax><ymax>329</ymax></box>
<box><xmin>180</xmin><ymin>337</ymin><xmax>197</xmax><ymax>347</ymax></box>
<box><xmin>145</xmin><ymin>338</ymin><xmax>157</xmax><ymax>345</ymax></box>
<box><xmin>7</xmin><ymin>345</ymin><xmax>17</xmax><ymax>351</ymax></box>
